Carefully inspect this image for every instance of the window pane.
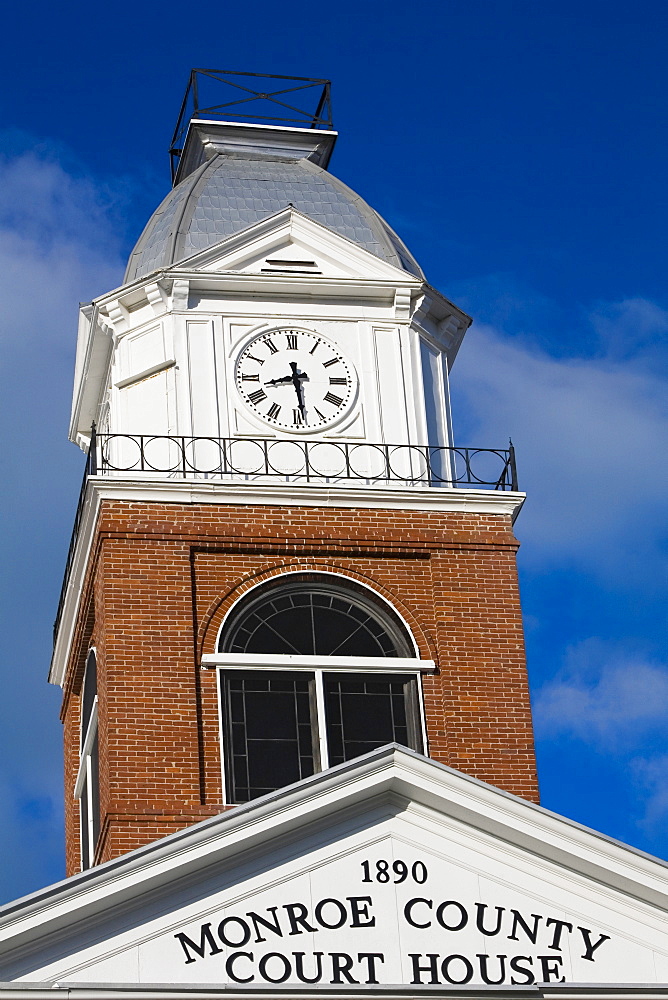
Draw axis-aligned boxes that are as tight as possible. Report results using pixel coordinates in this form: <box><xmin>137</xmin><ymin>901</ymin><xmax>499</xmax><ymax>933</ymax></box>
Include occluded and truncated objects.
<box><xmin>223</xmin><ymin>672</ymin><xmax>315</xmax><ymax>802</ymax></box>
<box><xmin>324</xmin><ymin>674</ymin><xmax>417</xmax><ymax>766</ymax></box>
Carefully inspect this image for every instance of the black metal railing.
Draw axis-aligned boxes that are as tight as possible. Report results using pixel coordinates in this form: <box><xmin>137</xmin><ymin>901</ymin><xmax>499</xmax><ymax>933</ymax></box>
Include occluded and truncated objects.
<box><xmin>170</xmin><ymin>70</ymin><xmax>333</xmax><ymax>182</ymax></box>
<box><xmin>53</xmin><ymin>430</ymin><xmax>517</xmax><ymax>647</ymax></box>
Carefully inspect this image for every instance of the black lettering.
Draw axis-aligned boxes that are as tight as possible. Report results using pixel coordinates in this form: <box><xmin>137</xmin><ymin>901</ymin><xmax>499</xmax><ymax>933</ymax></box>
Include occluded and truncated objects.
<box><xmin>358</xmin><ymin>953</ymin><xmax>384</xmax><ymax>984</ymax></box>
<box><xmin>508</xmin><ymin>909</ymin><xmax>541</xmax><ymax>944</ymax></box>
<box><xmin>315</xmin><ymin>898</ymin><xmax>347</xmax><ymax>930</ymax></box>
<box><xmin>324</xmin><ymin>391</ymin><xmax>343</xmax><ymax>406</ymax></box>
<box><xmin>478</xmin><ymin>954</ymin><xmax>507</xmax><ymax>985</ymax></box>
<box><xmin>264</xmin><ymin>337</ymin><xmax>278</xmax><ymax>354</ymax></box>
<box><xmin>258</xmin><ymin>953</ymin><xmax>291</xmax><ymax>984</ymax></box>
<box><xmin>436</xmin><ymin>900</ymin><xmax>468</xmax><ymax>931</ymax></box>
<box><xmin>475</xmin><ymin>902</ymin><xmax>504</xmax><ymax>936</ymax></box>
<box><xmin>409</xmin><ymin>953</ymin><xmax>440</xmax><ymax>985</ymax></box>
<box><xmin>247</xmin><ymin>906</ymin><xmax>283</xmax><ymax>943</ymax></box>
<box><xmin>538</xmin><ymin>955</ymin><xmax>565</xmax><ymax>983</ymax></box>
<box><xmin>510</xmin><ymin>955</ymin><xmax>535</xmax><ymax>985</ymax></box>
<box><xmin>247</xmin><ymin>389</ymin><xmax>267</xmax><ymax>405</ymax></box>
<box><xmin>348</xmin><ymin>896</ymin><xmax>375</xmax><ymax>928</ymax></box>
<box><xmin>174</xmin><ymin>923</ymin><xmax>222</xmax><ymax>964</ymax></box>
<box><xmin>331</xmin><ymin>953</ymin><xmax>358</xmax><ymax>984</ymax></box>
<box><xmin>546</xmin><ymin>917</ymin><xmax>573</xmax><ymax>951</ymax></box>
<box><xmin>441</xmin><ymin>954</ymin><xmax>474</xmax><ymax>985</ymax></box>
<box><xmin>225</xmin><ymin>952</ymin><xmax>254</xmax><ymax>983</ymax></box>
<box><xmin>266</xmin><ymin>402</ymin><xmax>281</xmax><ymax>420</ymax></box>
<box><xmin>293</xmin><ymin>952</ymin><xmax>324</xmax><ymax>984</ymax></box>
<box><xmin>404</xmin><ymin>898</ymin><xmax>432</xmax><ymax>928</ymax></box>
<box><xmin>284</xmin><ymin>902</ymin><xmax>318</xmax><ymax>936</ymax></box>
<box><xmin>217</xmin><ymin>916</ymin><xmax>251</xmax><ymax>948</ymax></box>
<box><xmin>578</xmin><ymin>926</ymin><xmax>611</xmax><ymax>962</ymax></box>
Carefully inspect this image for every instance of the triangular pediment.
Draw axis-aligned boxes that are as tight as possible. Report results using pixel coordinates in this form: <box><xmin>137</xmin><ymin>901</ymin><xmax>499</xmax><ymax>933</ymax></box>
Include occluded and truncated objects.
<box><xmin>1</xmin><ymin>747</ymin><xmax>667</xmax><ymax>989</ymax></box>
<box><xmin>171</xmin><ymin>208</ymin><xmax>422</xmax><ymax>284</ymax></box>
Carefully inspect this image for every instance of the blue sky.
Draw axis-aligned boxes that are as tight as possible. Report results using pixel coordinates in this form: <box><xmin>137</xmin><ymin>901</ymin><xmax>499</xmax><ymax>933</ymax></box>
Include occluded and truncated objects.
<box><xmin>0</xmin><ymin>0</ymin><xmax>666</xmax><ymax>903</ymax></box>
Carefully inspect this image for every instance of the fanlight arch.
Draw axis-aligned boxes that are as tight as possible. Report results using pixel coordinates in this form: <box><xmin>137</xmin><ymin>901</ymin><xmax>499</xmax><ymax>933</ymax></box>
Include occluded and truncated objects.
<box><xmin>218</xmin><ymin>573</ymin><xmax>415</xmax><ymax>658</ymax></box>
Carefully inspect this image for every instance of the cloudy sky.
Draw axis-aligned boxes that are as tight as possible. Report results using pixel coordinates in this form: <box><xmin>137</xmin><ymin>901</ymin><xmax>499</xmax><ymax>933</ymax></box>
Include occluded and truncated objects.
<box><xmin>0</xmin><ymin>0</ymin><xmax>666</xmax><ymax>903</ymax></box>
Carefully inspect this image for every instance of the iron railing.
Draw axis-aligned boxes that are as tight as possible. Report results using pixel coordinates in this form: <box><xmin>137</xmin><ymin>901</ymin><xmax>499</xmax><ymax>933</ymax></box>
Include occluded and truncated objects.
<box><xmin>170</xmin><ymin>70</ymin><xmax>333</xmax><ymax>182</ymax></box>
<box><xmin>53</xmin><ymin>429</ymin><xmax>517</xmax><ymax>647</ymax></box>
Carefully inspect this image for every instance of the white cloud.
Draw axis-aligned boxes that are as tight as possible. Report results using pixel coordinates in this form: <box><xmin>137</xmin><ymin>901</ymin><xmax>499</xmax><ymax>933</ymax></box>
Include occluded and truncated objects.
<box><xmin>0</xmin><ymin>145</ymin><xmax>125</xmax><ymax>361</ymax></box>
<box><xmin>533</xmin><ymin>638</ymin><xmax>668</xmax><ymax>751</ymax></box>
<box><xmin>451</xmin><ymin>308</ymin><xmax>668</xmax><ymax>581</ymax></box>
<box><xmin>631</xmin><ymin>756</ymin><xmax>668</xmax><ymax>833</ymax></box>
<box><xmin>0</xmin><ymin>143</ymin><xmax>127</xmax><ymax>901</ymax></box>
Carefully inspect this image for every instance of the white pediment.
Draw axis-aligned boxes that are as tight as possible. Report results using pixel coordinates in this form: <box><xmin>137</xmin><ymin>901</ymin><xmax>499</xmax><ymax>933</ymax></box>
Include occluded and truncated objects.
<box><xmin>1</xmin><ymin>747</ymin><xmax>668</xmax><ymax>989</ymax></box>
<box><xmin>171</xmin><ymin>208</ymin><xmax>422</xmax><ymax>283</ymax></box>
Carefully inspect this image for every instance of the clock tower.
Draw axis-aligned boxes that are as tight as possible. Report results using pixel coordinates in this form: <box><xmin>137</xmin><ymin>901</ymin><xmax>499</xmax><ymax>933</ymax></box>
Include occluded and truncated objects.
<box><xmin>52</xmin><ymin>71</ymin><xmax>537</xmax><ymax>875</ymax></box>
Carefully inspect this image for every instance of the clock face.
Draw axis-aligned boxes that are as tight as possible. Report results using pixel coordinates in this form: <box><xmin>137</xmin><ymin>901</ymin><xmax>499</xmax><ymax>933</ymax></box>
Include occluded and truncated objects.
<box><xmin>235</xmin><ymin>329</ymin><xmax>356</xmax><ymax>432</ymax></box>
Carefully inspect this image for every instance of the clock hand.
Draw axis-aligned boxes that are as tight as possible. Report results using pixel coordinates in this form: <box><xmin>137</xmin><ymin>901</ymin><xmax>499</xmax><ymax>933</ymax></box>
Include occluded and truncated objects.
<box><xmin>264</xmin><ymin>373</ymin><xmax>294</xmax><ymax>386</ymax></box>
<box><xmin>289</xmin><ymin>362</ymin><xmax>308</xmax><ymax>416</ymax></box>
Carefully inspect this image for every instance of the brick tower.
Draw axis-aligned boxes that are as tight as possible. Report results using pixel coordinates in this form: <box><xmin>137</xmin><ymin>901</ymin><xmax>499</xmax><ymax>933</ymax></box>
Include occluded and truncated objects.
<box><xmin>51</xmin><ymin>71</ymin><xmax>537</xmax><ymax>876</ymax></box>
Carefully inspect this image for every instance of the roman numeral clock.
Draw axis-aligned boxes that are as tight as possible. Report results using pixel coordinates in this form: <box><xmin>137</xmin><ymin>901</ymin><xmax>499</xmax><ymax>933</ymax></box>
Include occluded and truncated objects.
<box><xmin>235</xmin><ymin>328</ymin><xmax>355</xmax><ymax>431</ymax></box>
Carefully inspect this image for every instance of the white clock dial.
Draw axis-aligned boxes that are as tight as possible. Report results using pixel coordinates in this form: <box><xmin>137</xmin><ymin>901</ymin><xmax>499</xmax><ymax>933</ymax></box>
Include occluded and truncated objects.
<box><xmin>235</xmin><ymin>329</ymin><xmax>356</xmax><ymax>431</ymax></box>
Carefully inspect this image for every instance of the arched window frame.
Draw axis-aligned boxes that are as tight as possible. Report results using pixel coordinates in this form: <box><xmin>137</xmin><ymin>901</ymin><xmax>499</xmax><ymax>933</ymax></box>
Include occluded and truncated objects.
<box><xmin>73</xmin><ymin>648</ymin><xmax>100</xmax><ymax>869</ymax></box>
<box><xmin>202</xmin><ymin>573</ymin><xmax>434</xmax><ymax>804</ymax></box>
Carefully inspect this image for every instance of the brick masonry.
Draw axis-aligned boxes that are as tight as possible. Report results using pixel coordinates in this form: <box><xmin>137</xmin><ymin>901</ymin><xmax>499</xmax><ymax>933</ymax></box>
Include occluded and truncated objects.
<box><xmin>60</xmin><ymin>498</ymin><xmax>538</xmax><ymax>875</ymax></box>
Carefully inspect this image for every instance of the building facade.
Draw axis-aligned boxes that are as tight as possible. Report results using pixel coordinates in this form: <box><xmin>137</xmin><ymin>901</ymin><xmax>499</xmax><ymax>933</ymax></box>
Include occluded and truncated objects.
<box><xmin>0</xmin><ymin>74</ymin><xmax>666</xmax><ymax>996</ymax></box>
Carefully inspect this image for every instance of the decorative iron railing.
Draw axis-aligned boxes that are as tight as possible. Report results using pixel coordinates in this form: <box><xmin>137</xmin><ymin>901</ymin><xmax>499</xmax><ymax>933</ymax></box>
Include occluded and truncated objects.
<box><xmin>53</xmin><ymin>429</ymin><xmax>517</xmax><ymax>647</ymax></box>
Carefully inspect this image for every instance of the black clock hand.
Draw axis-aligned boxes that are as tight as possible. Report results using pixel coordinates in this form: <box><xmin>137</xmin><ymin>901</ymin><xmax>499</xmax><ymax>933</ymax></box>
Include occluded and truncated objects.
<box><xmin>264</xmin><ymin>373</ymin><xmax>294</xmax><ymax>386</ymax></box>
<box><xmin>289</xmin><ymin>362</ymin><xmax>307</xmax><ymax>416</ymax></box>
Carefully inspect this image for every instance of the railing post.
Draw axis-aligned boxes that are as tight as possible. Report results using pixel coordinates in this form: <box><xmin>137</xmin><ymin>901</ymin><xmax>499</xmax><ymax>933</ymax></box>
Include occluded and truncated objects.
<box><xmin>509</xmin><ymin>439</ymin><xmax>518</xmax><ymax>491</ymax></box>
<box><xmin>89</xmin><ymin>423</ymin><xmax>97</xmax><ymax>476</ymax></box>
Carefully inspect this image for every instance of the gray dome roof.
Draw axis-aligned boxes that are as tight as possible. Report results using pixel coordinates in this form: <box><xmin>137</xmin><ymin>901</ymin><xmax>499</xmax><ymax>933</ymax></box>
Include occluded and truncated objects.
<box><xmin>125</xmin><ymin>152</ymin><xmax>424</xmax><ymax>283</ymax></box>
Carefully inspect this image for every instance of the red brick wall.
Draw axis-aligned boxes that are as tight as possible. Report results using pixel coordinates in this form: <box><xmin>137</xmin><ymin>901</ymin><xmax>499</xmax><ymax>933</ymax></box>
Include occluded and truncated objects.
<box><xmin>61</xmin><ymin>499</ymin><xmax>538</xmax><ymax>874</ymax></box>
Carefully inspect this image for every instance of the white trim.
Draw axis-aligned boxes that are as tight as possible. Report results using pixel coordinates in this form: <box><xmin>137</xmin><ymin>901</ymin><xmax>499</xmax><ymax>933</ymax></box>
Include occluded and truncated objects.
<box><xmin>83</xmin><ymin>475</ymin><xmax>525</xmax><ymax>516</ymax></box>
<box><xmin>202</xmin><ymin>653</ymin><xmax>433</xmax><ymax>672</ymax></box>
<box><xmin>313</xmin><ymin>670</ymin><xmax>329</xmax><ymax>770</ymax></box>
<box><xmin>115</xmin><ymin>358</ymin><xmax>176</xmax><ymax>389</ymax></box>
<box><xmin>74</xmin><ymin>698</ymin><xmax>98</xmax><ymax>800</ymax></box>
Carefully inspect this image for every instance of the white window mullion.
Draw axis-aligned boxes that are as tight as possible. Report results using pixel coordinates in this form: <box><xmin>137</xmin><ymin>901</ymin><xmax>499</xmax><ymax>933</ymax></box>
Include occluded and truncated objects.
<box><xmin>86</xmin><ymin>756</ymin><xmax>95</xmax><ymax>867</ymax></box>
<box><xmin>314</xmin><ymin>669</ymin><xmax>329</xmax><ymax>771</ymax></box>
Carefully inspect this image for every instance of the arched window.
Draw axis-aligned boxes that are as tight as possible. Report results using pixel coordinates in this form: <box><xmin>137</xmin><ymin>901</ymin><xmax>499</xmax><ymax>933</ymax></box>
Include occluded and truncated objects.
<box><xmin>74</xmin><ymin>649</ymin><xmax>100</xmax><ymax>869</ymax></box>
<box><xmin>214</xmin><ymin>577</ymin><xmax>426</xmax><ymax>803</ymax></box>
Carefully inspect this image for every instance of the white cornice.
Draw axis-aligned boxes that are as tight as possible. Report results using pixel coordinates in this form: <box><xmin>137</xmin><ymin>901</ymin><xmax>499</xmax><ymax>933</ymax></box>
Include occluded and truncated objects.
<box><xmin>1</xmin><ymin>746</ymin><xmax>668</xmax><ymax>968</ymax></box>
<box><xmin>49</xmin><ymin>477</ymin><xmax>524</xmax><ymax>688</ymax></box>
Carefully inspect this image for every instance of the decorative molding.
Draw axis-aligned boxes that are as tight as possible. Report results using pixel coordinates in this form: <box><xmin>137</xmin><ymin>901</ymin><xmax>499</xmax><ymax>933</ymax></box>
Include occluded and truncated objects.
<box><xmin>170</xmin><ymin>278</ymin><xmax>190</xmax><ymax>311</ymax></box>
<box><xmin>104</xmin><ymin>299</ymin><xmax>130</xmax><ymax>334</ymax></box>
<box><xmin>145</xmin><ymin>281</ymin><xmax>169</xmax><ymax>317</ymax></box>
<box><xmin>393</xmin><ymin>287</ymin><xmax>412</xmax><ymax>321</ymax></box>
